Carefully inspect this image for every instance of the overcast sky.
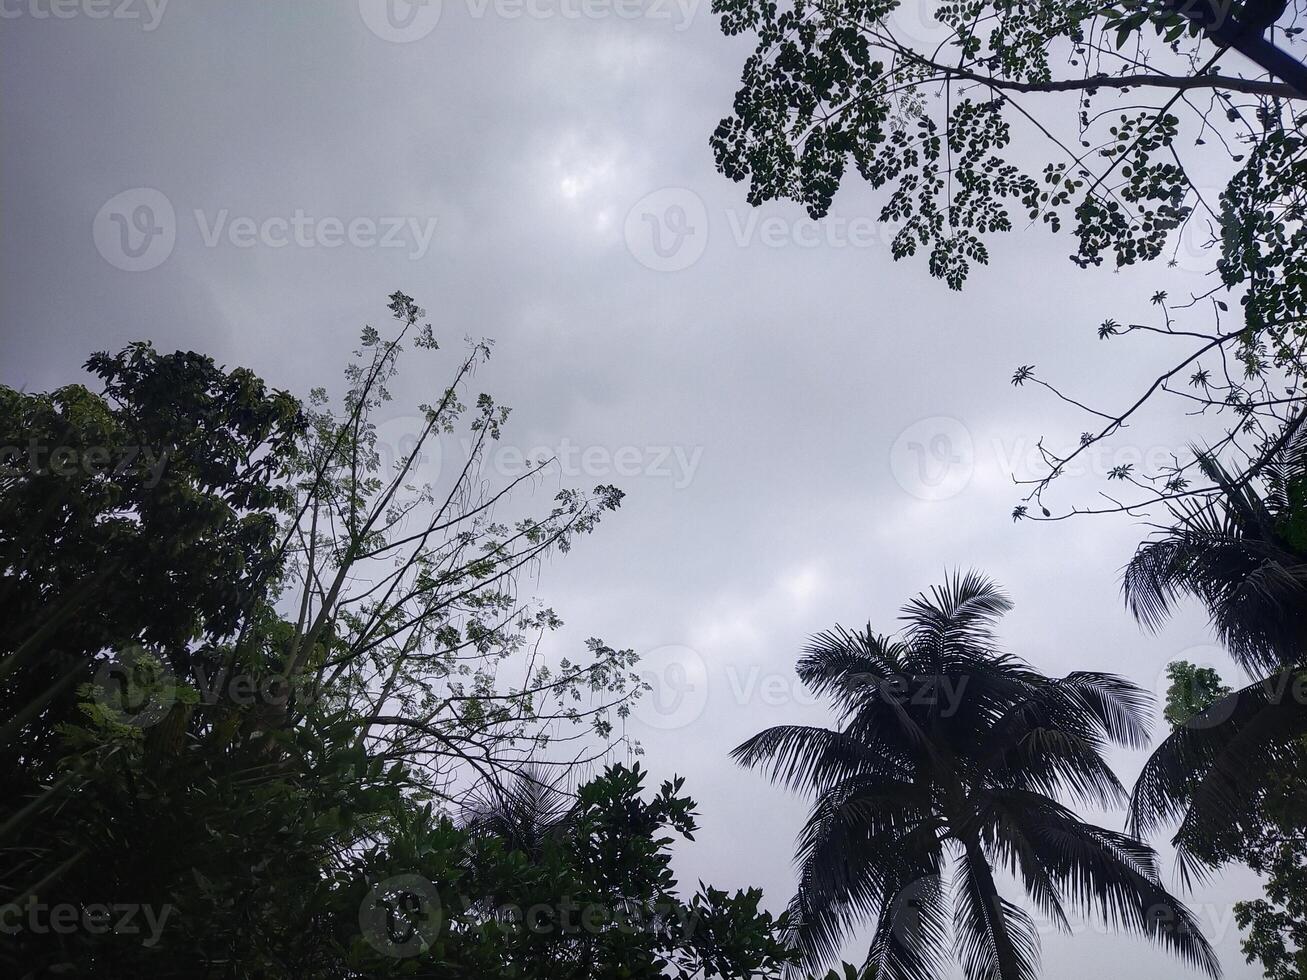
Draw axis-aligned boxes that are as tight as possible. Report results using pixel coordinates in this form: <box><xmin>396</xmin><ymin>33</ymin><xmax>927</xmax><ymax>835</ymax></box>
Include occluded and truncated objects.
<box><xmin>0</xmin><ymin>2</ymin><xmax>1270</xmax><ymax>976</ymax></box>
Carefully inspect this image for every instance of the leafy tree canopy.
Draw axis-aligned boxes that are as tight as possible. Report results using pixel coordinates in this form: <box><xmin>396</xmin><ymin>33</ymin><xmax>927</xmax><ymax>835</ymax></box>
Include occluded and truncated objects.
<box><xmin>711</xmin><ymin>0</ymin><xmax>1307</xmax><ymax>522</ymax></box>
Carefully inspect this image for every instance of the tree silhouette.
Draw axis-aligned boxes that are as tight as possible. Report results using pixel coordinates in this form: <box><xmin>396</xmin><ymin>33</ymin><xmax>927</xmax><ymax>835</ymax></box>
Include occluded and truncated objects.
<box><xmin>736</xmin><ymin>572</ymin><xmax>1219</xmax><ymax>979</ymax></box>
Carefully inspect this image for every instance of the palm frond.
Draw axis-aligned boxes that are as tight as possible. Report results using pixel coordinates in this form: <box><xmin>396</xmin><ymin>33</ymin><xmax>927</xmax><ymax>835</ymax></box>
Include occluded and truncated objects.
<box><xmin>459</xmin><ymin>764</ymin><xmax>574</xmax><ymax>855</ymax></box>
<box><xmin>1123</xmin><ymin>452</ymin><xmax>1307</xmax><ymax>673</ymax></box>
<box><xmin>986</xmin><ymin>789</ymin><xmax>1219</xmax><ymax>977</ymax></box>
<box><xmin>731</xmin><ymin>724</ymin><xmax>911</xmax><ymax>796</ymax></box>
<box><xmin>861</xmin><ymin>871</ymin><xmax>950</xmax><ymax>980</ymax></box>
<box><xmin>900</xmin><ymin>570</ymin><xmax>1013</xmax><ymax>661</ymax></box>
<box><xmin>952</xmin><ymin>845</ymin><xmax>1041</xmax><ymax>980</ymax></box>
<box><xmin>1130</xmin><ymin>671</ymin><xmax>1307</xmax><ymax>842</ymax></box>
<box><xmin>786</xmin><ymin>775</ymin><xmax>938</xmax><ymax>971</ymax></box>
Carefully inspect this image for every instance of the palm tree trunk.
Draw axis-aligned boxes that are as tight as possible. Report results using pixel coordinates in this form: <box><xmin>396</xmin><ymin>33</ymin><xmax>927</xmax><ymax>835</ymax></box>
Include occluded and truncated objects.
<box><xmin>960</xmin><ymin>838</ymin><xmax>1025</xmax><ymax>980</ymax></box>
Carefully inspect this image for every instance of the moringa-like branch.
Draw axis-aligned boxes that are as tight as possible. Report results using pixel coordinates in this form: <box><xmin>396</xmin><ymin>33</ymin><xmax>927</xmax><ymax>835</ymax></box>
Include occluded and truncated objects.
<box><xmin>942</xmin><ymin>64</ymin><xmax>1301</xmax><ymax>99</ymax></box>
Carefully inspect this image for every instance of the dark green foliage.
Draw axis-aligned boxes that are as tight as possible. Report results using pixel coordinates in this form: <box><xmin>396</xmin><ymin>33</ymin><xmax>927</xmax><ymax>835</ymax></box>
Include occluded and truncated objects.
<box><xmin>1125</xmin><ymin>433</ymin><xmax>1307</xmax><ymax>974</ymax></box>
<box><xmin>1221</xmin><ymin>119</ymin><xmax>1307</xmax><ymax>347</ymax></box>
<box><xmin>709</xmin><ymin>1</ymin><xmax>1214</xmax><ymax>287</ymax></box>
<box><xmin>708</xmin><ymin>0</ymin><xmax>1307</xmax><ymax>391</ymax></box>
<box><xmin>432</xmin><ymin>764</ymin><xmax>796</xmax><ymax>979</ymax></box>
<box><xmin>1124</xmin><ymin>432</ymin><xmax>1307</xmax><ymax>877</ymax></box>
<box><xmin>0</xmin><ymin>304</ymin><xmax>794</xmax><ymax>979</ymax></box>
<box><xmin>1163</xmin><ymin>662</ymin><xmax>1232</xmax><ymax>728</ymax></box>
<box><xmin>1234</xmin><ymin>781</ymin><xmax>1307</xmax><ymax>980</ymax></box>
<box><xmin>1152</xmin><ymin>661</ymin><xmax>1307</xmax><ymax>979</ymax></box>
<box><xmin>0</xmin><ymin>345</ymin><xmax>303</xmax><ymax>778</ymax></box>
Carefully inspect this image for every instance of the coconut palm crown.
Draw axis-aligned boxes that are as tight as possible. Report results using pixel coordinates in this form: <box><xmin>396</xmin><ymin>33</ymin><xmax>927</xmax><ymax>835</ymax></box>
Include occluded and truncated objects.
<box><xmin>1123</xmin><ymin>439</ymin><xmax>1307</xmax><ymax>878</ymax></box>
<box><xmin>734</xmin><ymin>571</ymin><xmax>1219</xmax><ymax>980</ymax></box>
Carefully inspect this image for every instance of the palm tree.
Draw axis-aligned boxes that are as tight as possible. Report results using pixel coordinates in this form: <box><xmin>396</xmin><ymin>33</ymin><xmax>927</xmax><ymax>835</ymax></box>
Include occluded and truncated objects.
<box><xmin>1123</xmin><ymin>439</ymin><xmax>1307</xmax><ymax>878</ymax></box>
<box><xmin>734</xmin><ymin>572</ymin><xmax>1218</xmax><ymax>980</ymax></box>
<box><xmin>459</xmin><ymin>764</ymin><xmax>576</xmax><ymax>858</ymax></box>
<box><xmin>1123</xmin><ymin>448</ymin><xmax>1307</xmax><ymax>675</ymax></box>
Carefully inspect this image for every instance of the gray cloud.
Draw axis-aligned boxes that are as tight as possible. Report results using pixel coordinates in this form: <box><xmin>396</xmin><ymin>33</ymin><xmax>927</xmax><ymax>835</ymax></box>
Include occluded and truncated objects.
<box><xmin>1</xmin><ymin>3</ymin><xmax>1261</xmax><ymax>974</ymax></box>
